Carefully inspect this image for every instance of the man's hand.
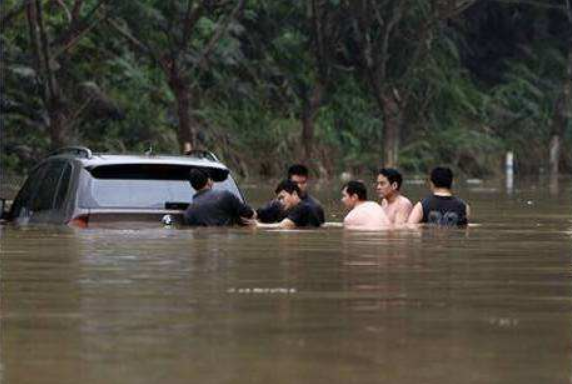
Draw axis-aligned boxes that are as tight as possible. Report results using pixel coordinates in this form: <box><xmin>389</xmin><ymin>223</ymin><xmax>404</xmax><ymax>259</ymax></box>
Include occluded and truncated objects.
<box><xmin>241</xmin><ymin>217</ymin><xmax>257</xmax><ymax>226</ymax></box>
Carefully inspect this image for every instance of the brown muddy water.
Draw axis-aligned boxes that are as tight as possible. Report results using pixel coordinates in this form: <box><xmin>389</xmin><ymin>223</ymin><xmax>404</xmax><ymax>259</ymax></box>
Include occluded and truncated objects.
<box><xmin>1</xmin><ymin>177</ymin><xmax>572</xmax><ymax>384</ymax></box>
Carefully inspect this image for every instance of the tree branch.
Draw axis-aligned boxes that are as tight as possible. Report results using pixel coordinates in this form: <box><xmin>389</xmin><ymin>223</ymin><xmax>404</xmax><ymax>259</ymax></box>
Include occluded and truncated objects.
<box><xmin>106</xmin><ymin>17</ymin><xmax>170</xmax><ymax>74</ymax></box>
<box><xmin>35</xmin><ymin>0</ymin><xmax>58</xmax><ymax>101</ymax></box>
<box><xmin>191</xmin><ymin>0</ymin><xmax>245</xmax><ymax>73</ymax></box>
<box><xmin>492</xmin><ymin>0</ymin><xmax>566</xmax><ymax>11</ymax></box>
<box><xmin>106</xmin><ymin>17</ymin><xmax>154</xmax><ymax>56</ymax></box>
<box><xmin>375</xmin><ymin>0</ymin><xmax>405</xmax><ymax>81</ymax></box>
<box><xmin>71</xmin><ymin>0</ymin><xmax>84</xmax><ymax>22</ymax></box>
<box><xmin>181</xmin><ymin>0</ymin><xmax>204</xmax><ymax>49</ymax></box>
<box><xmin>25</xmin><ymin>1</ymin><xmax>42</xmax><ymax>76</ymax></box>
<box><xmin>53</xmin><ymin>0</ymin><xmax>72</xmax><ymax>23</ymax></box>
<box><xmin>50</xmin><ymin>0</ymin><xmax>108</xmax><ymax>52</ymax></box>
<box><xmin>310</xmin><ymin>0</ymin><xmax>328</xmax><ymax>81</ymax></box>
<box><xmin>51</xmin><ymin>15</ymin><xmax>102</xmax><ymax>60</ymax></box>
<box><xmin>1</xmin><ymin>0</ymin><xmax>34</xmax><ymax>33</ymax></box>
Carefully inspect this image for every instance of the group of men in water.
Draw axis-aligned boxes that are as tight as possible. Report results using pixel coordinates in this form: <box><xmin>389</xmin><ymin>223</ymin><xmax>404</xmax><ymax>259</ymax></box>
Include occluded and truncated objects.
<box><xmin>183</xmin><ymin>164</ymin><xmax>470</xmax><ymax>229</ymax></box>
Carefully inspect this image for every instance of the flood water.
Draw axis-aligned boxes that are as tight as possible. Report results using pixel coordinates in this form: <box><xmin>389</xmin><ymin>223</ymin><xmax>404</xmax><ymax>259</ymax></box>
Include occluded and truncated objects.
<box><xmin>1</xmin><ymin>177</ymin><xmax>572</xmax><ymax>384</ymax></box>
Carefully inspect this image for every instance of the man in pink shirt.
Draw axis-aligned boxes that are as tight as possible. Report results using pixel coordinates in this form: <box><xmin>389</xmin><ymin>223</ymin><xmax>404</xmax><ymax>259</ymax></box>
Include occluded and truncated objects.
<box><xmin>376</xmin><ymin>168</ymin><xmax>413</xmax><ymax>225</ymax></box>
<box><xmin>341</xmin><ymin>181</ymin><xmax>391</xmax><ymax>230</ymax></box>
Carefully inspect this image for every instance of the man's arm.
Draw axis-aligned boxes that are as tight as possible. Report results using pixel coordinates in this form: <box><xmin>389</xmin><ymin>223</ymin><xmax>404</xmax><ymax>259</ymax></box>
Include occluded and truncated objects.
<box><xmin>255</xmin><ymin>218</ymin><xmax>297</xmax><ymax>229</ymax></box>
<box><xmin>227</xmin><ymin>193</ymin><xmax>255</xmax><ymax>219</ymax></box>
<box><xmin>406</xmin><ymin>202</ymin><xmax>423</xmax><ymax>224</ymax></box>
<box><xmin>256</xmin><ymin>200</ymin><xmax>283</xmax><ymax>223</ymax></box>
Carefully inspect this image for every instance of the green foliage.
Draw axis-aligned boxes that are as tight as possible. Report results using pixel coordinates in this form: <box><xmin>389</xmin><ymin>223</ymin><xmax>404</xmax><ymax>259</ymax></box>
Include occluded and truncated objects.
<box><xmin>1</xmin><ymin>0</ymin><xmax>571</xmax><ymax>178</ymax></box>
<box><xmin>317</xmin><ymin>77</ymin><xmax>383</xmax><ymax>171</ymax></box>
<box><xmin>486</xmin><ymin>43</ymin><xmax>570</xmax><ymax>173</ymax></box>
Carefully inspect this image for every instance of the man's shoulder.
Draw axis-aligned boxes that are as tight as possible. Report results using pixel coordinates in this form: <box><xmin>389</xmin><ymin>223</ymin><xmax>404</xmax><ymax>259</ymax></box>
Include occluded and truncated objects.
<box><xmin>397</xmin><ymin>195</ymin><xmax>412</xmax><ymax>206</ymax></box>
<box><xmin>295</xmin><ymin>201</ymin><xmax>314</xmax><ymax>212</ymax></box>
<box><xmin>358</xmin><ymin>201</ymin><xmax>383</xmax><ymax>211</ymax></box>
<box><xmin>304</xmin><ymin>194</ymin><xmax>322</xmax><ymax>206</ymax></box>
<box><xmin>210</xmin><ymin>189</ymin><xmax>239</xmax><ymax>201</ymax></box>
<box><xmin>288</xmin><ymin>201</ymin><xmax>321</xmax><ymax>225</ymax></box>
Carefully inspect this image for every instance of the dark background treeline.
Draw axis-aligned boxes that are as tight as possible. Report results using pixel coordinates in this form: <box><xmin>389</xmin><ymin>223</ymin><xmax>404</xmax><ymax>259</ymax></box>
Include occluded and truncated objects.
<box><xmin>1</xmin><ymin>0</ymin><xmax>571</xmax><ymax>178</ymax></box>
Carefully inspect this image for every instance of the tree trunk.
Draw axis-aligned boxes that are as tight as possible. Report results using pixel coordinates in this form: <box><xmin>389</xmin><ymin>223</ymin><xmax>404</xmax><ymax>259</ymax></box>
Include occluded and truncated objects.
<box><xmin>549</xmin><ymin>134</ymin><xmax>561</xmax><ymax>176</ymax></box>
<box><xmin>47</xmin><ymin>99</ymin><xmax>69</xmax><ymax>149</ymax></box>
<box><xmin>301</xmin><ymin>82</ymin><xmax>323</xmax><ymax>163</ymax></box>
<box><xmin>29</xmin><ymin>0</ymin><xmax>69</xmax><ymax>150</ymax></box>
<box><xmin>549</xmin><ymin>39</ymin><xmax>572</xmax><ymax>176</ymax></box>
<box><xmin>381</xmin><ymin>90</ymin><xmax>402</xmax><ymax>168</ymax></box>
<box><xmin>170</xmin><ymin>74</ymin><xmax>197</xmax><ymax>153</ymax></box>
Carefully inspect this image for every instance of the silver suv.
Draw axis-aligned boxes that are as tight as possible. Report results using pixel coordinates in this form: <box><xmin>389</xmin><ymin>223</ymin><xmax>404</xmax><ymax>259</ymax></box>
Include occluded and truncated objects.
<box><xmin>2</xmin><ymin>146</ymin><xmax>244</xmax><ymax>227</ymax></box>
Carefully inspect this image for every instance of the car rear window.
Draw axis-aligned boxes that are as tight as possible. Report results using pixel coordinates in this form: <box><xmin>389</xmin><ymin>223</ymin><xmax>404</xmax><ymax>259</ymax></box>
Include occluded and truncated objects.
<box><xmin>88</xmin><ymin>164</ymin><xmax>229</xmax><ymax>181</ymax></box>
<box><xmin>80</xmin><ymin>164</ymin><xmax>242</xmax><ymax>209</ymax></box>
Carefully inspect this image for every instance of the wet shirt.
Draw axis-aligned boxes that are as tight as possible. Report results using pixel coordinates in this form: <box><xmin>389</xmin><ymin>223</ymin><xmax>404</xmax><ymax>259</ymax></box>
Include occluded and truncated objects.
<box><xmin>184</xmin><ymin>189</ymin><xmax>254</xmax><ymax>226</ymax></box>
<box><xmin>285</xmin><ymin>201</ymin><xmax>322</xmax><ymax>227</ymax></box>
<box><xmin>304</xmin><ymin>194</ymin><xmax>326</xmax><ymax>224</ymax></box>
<box><xmin>421</xmin><ymin>195</ymin><xmax>468</xmax><ymax>226</ymax></box>
<box><xmin>257</xmin><ymin>194</ymin><xmax>325</xmax><ymax>224</ymax></box>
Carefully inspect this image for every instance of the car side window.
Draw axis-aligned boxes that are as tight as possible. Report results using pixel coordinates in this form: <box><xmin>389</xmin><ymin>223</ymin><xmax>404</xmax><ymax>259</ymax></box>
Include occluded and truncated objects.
<box><xmin>31</xmin><ymin>161</ymin><xmax>66</xmax><ymax>212</ymax></box>
<box><xmin>10</xmin><ymin>165</ymin><xmax>48</xmax><ymax>218</ymax></box>
<box><xmin>54</xmin><ymin>163</ymin><xmax>72</xmax><ymax>210</ymax></box>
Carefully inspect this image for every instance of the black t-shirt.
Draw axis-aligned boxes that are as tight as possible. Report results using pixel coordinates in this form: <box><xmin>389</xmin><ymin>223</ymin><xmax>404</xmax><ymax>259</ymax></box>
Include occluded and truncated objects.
<box><xmin>421</xmin><ymin>194</ymin><xmax>468</xmax><ymax>226</ymax></box>
<box><xmin>285</xmin><ymin>201</ymin><xmax>322</xmax><ymax>227</ymax></box>
<box><xmin>184</xmin><ymin>189</ymin><xmax>254</xmax><ymax>226</ymax></box>
<box><xmin>256</xmin><ymin>194</ymin><xmax>325</xmax><ymax>224</ymax></box>
<box><xmin>256</xmin><ymin>200</ymin><xmax>285</xmax><ymax>223</ymax></box>
<box><xmin>304</xmin><ymin>194</ymin><xmax>325</xmax><ymax>224</ymax></box>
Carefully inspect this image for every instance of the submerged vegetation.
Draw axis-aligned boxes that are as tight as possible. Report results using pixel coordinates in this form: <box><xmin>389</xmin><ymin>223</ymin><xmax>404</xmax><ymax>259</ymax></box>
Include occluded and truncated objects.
<box><xmin>1</xmin><ymin>0</ymin><xmax>571</xmax><ymax>177</ymax></box>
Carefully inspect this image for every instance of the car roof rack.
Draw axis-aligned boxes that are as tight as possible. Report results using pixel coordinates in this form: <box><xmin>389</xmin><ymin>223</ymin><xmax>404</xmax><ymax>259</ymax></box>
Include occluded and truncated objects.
<box><xmin>49</xmin><ymin>146</ymin><xmax>93</xmax><ymax>159</ymax></box>
<box><xmin>184</xmin><ymin>149</ymin><xmax>220</xmax><ymax>163</ymax></box>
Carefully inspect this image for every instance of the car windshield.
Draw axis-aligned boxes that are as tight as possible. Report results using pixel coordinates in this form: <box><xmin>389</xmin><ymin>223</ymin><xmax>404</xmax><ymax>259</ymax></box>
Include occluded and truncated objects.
<box><xmin>79</xmin><ymin>164</ymin><xmax>242</xmax><ymax>209</ymax></box>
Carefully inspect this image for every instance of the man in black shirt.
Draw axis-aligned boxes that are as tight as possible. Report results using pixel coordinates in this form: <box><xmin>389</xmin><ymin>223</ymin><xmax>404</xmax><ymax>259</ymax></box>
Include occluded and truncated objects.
<box><xmin>256</xmin><ymin>164</ymin><xmax>325</xmax><ymax>224</ymax></box>
<box><xmin>184</xmin><ymin>169</ymin><xmax>255</xmax><ymax>226</ymax></box>
<box><xmin>407</xmin><ymin>167</ymin><xmax>470</xmax><ymax>226</ymax></box>
<box><xmin>251</xmin><ymin>180</ymin><xmax>322</xmax><ymax>229</ymax></box>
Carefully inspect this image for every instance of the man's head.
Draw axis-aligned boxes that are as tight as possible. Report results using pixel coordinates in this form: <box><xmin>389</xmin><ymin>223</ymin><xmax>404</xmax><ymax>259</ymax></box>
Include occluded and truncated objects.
<box><xmin>189</xmin><ymin>168</ymin><xmax>213</xmax><ymax>191</ymax></box>
<box><xmin>275</xmin><ymin>179</ymin><xmax>302</xmax><ymax>210</ymax></box>
<box><xmin>430</xmin><ymin>167</ymin><xmax>454</xmax><ymax>190</ymax></box>
<box><xmin>377</xmin><ymin>168</ymin><xmax>403</xmax><ymax>199</ymax></box>
<box><xmin>341</xmin><ymin>180</ymin><xmax>367</xmax><ymax>209</ymax></box>
<box><xmin>287</xmin><ymin>164</ymin><xmax>309</xmax><ymax>195</ymax></box>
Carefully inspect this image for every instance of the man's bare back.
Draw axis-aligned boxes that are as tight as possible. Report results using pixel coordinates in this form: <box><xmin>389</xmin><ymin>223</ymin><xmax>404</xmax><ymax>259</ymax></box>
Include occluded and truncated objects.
<box><xmin>381</xmin><ymin>195</ymin><xmax>413</xmax><ymax>225</ymax></box>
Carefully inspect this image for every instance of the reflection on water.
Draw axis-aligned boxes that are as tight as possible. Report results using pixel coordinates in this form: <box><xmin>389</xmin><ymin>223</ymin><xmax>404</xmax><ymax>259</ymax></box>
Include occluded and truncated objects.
<box><xmin>1</xmin><ymin>178</ymin><xmax>572</xmax><ymax>384</ymax></box>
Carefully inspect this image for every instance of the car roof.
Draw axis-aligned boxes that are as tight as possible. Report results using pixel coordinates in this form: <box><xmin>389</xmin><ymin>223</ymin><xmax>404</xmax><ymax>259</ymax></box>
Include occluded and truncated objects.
<box><xmin>47</xmin><ymin>153</ymin><xmax>229</xmax><ymax>171</ymax></box>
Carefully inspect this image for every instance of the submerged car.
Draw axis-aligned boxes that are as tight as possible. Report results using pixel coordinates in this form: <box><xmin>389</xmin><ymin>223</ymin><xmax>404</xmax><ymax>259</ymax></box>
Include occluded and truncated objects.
<box><xmin>1</xmin><ymin>146</ymin><xmax>244</xmax><ymax>227</ymax></box>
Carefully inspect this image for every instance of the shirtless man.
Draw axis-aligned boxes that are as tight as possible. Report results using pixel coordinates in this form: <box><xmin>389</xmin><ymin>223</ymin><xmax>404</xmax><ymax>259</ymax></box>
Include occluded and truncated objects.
<box><xmin>342</xmin><ymin>180</ymin><xmax>391</xmax><ymax>230</ymax></box>
<box><xmin>376</xmin><ymin>168</ymin><xmax>413</xmax><ymax>225</ymax></box>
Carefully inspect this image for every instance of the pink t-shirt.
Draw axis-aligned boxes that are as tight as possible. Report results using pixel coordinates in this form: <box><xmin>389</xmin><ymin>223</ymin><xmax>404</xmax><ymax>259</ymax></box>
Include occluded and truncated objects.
<box><xmin>344</xmin><ymin>201</ymin><xmax>391</xmax><ymax>230</ymax></box>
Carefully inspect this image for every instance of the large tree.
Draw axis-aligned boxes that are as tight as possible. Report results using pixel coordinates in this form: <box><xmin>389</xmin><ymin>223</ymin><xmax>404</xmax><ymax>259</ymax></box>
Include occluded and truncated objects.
<box><xmin>340</xmin><ymin>0</ymin><xmax>476</xmax><ymax>167</ymax></box>
<box><xmin>110</xmin><ymin>0</ymin><xmax>246</xmax><ymax>153</ymax></box>
<box><xmin>2</xmin><ymin>0</ymin><xmax>110</xmax><ymax>149</ymax></box>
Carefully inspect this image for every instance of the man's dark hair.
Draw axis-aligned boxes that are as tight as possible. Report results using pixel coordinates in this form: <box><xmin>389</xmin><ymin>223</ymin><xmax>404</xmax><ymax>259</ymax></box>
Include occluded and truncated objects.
<box><xmin>275</xmin><ymin>179</ymin><xmax>301</xmax><ymax>195</ymax></box>
<box><xmin>379</xmin><ymin>168</ymin><xmax>403</xmax><ymax>190</ymax></box>
<box><xmin>430</xmin><ymin>167</ymin><xmax>454</xmax><ymax>189</ymax></box>
<box><xmin>189</xmin><ymin>168</ymin><xmax>209</xmax><ymax>190</ymax></box>
<box><xmin>343</xmin><ymin>180</ymin><xmax>367</xmax><ymax>201</ymax></box>
<box><xmin>287</xmin><ymin>164</ymin><xmax>309</xmax><ymax>178</ymax></box>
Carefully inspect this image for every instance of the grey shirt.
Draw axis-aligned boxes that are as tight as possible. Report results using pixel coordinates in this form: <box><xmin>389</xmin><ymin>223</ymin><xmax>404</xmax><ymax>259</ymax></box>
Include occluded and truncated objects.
<box><xmin>184</xmin><ymin>189</ymin><xmax>254</xmax><ymax>226</ymax></box>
